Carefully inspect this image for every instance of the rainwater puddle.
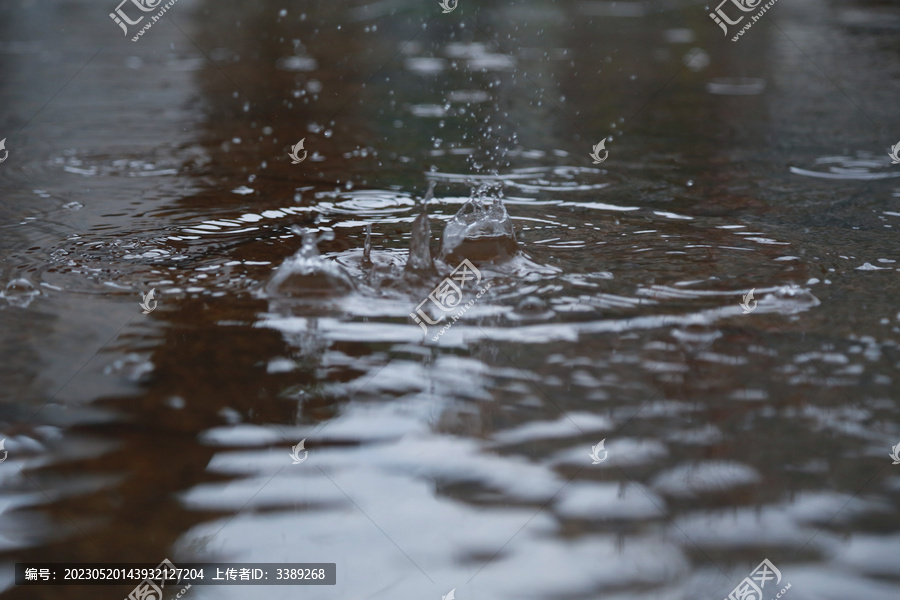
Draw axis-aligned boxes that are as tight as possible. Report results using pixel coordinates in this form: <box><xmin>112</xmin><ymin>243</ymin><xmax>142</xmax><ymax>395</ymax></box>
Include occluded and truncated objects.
<box><xmin>1</xmin><ymin>2</ymin><xmax>900</xmax><ymax>600</ymax></box>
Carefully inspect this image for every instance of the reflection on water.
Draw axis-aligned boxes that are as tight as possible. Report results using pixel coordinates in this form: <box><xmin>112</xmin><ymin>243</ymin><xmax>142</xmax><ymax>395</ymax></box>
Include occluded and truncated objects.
<box><xmin>1</xmin><ymin>1</ymin><xmax>900</xmax><ymax>600</ymax></box>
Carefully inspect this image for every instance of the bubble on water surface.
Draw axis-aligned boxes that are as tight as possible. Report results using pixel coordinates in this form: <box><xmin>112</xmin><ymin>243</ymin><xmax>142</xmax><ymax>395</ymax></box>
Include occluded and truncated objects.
<box><xmin>1</xmin><ymin>278</ymin><xmax>40</xmax><ymax>308</ymax></box>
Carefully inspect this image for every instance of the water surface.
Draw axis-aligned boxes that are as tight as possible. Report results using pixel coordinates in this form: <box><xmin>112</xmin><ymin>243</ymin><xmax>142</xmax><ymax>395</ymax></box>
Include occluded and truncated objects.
<box><xmin>1</xmin><ymin>1</ymin><xmax>900</xmax><ymax>599</ymax></box>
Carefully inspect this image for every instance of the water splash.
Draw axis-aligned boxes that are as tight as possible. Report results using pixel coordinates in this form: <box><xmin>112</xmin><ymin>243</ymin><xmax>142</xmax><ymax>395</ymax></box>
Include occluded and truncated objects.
<box><xmin>404</xmin><ymin>181</ymin><xmax>437</xmax><ymax>276</ymax></box>
<box><xmin>439</xmin><ymin>183</ymin><xmax>518</xmax><ymax>265</ymax></box>
<box><xmin>265</xmin><ymin>227</ymin><xmax>354</xmax><ymax>297</ymax></box>
<box><xmin>362</xmin><ymin>223</ymin><xmax>373</xmax><ymax>269</ymax></box>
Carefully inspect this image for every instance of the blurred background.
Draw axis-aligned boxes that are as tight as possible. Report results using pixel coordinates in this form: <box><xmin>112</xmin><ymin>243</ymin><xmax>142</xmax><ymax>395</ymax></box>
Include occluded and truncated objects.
<box><xmin>1</xmin><ymin>0</ymin><xmax>900</xmax><ymax>599</ymax></box>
